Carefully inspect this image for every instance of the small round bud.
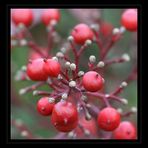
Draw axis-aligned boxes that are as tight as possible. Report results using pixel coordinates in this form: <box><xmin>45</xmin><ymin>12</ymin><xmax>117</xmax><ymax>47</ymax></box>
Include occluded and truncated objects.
<box><xmin>60</xmin><ymin>47</ymin><xmax>67</xmax><ymax>53</ymax></box>
<box><xmin>70</xmin><ymin>63</ymin><xmax>76</xmax><ymax>71</ymax></box>
<box><xmin>85</xmin><ymin>39</ymin><xmax>92</xmax><ymax>46</ymax></box>
<box><xmin>121</xmin><ymin>98</ymin><xmax>128</xmax><ymax>105</ymax></box>
<box><xmin>86</xmin><ymin>104</ymin><xmax>91</xmax><ymax>108</ymax></box>
<box><xmin>52</xmin><ymin>56</ymin><xmax>58</xmax><ymax>61</ymax></box>
<box><xmin>65</xmin><ymin>61</ymin><xmax>71</xmax><ymax>68</ymax></box>
<box><xmin>122</xmin><ymin>53</ymin><xmax>130</xmax><ymax>61</ymax></box>
<box><xmin>117</xmin><ymin>108</ymin><xmax>123</xmax><ymax>114</ymax></box>
<box><xmin>97</xmin><ymin>61</ymin><xmax>105</xmax><ymax>68</ymax></box>
<box><xmin>120</xmin><ymin>26</ymin><xmax>126</xmax><ymax>33</ymax></box>
<box><xmin>19</xmin><ymin>89</ymin><xmax>26</xmax><ymax>95</ymax></box>
<box><xmin>89</xmin><ymin>55</ymin><xmax>96</xmax><ymax>63</ymax></box>
<box><xmin>112</xmin><ymin>28</ymin><xmax>120</xmax><ymax>35</ymax></box>
<box><xmin>56</xmin><ymin>52</ymin><xmax>64</xmax><ymax>58</ymax></box>
<box><xmin>33</xmin><ymin>90</ymin><xmax>38</xmax><ymax>96</ymax></box>
<box><xmin>20</xmin><ymin>39</ymin><xmax>27</xmax><ymax>46</ymax></box>
<box><xmin>47</xmin><ymin>77</ymin><xmax>52</xmax><ymax>84</ymax></box>
<box><xmin>69</xmin><ymin>81</ymin><xmax>76</xmax><ymax>87</ymax></box>
<box><xmin>67</xmin><ymin>36</ymin><xmax>74</xmax><ymax>42</ymax></box>
<box><xmin>84</xmin><ymin>129</ymin><xmax>90</xmax><ymax>136</ymax></box>
<box><xmin>85</xmin><ymin>112</ymin><xmax>92</xmax><ymax>120</ymax></box>
<box><xmin>50</xmin><ymin>20</ymin><xmax>57</xmax><ymax>26</ymax></box>
<box><xmin>57</xmin><ymin>74</ymin><xmax>63</xmax><ymax>80</ymax></box>
<box><xmin>21</xmin><ymin>65</ymin><xmax>27</xmax><ymax>71</ymax></box>
<box><xmin>48</xmin><ymin>97</ymin><xmax>55</xmax><ymax>103</ymax></box>
<box><xmin>21</xmin><ymin>130</ymin><xmax>29</xmax><ymax>137</ymax></box>
<box><xmin>131</xmin><ymin>107</ymin><xmax>137</xmax><ymax>113</ymax></box>
<box><xmin>78</xmin><ymin>71</ymin><xmax>84</xmax><ymax>77</ymax></box>
<box><xmin>81</xmin><ymin>95</ymin><xmax>87</xmax><ymax>102</ymax></box>
<box><xmin>105</xmin><ymin>94</ymin><xmax>110</xmax><ymax>98</ymax></box>
<box><xmin>18</xmin><ymin>23</ymin><xmax>25</xmax><ymax>29</ymax></box>
<box><xmin>90</xmin><ymin>24</ymin><xmax>99</xmax><ymax>31</ymax></box>
<box><xmin>120</xmin><ymin>81</ymin><xmax>128</xmax><ymax>87</ymax></box>
<box><xmin>68</xmin><ymin>131</ymin><xmax>74</xmax><ymax>138</ymax></box>
<box><xmin>62</xmin><ymin>93</ymin><xmax>68</xmax><ymax>100</ymax></box>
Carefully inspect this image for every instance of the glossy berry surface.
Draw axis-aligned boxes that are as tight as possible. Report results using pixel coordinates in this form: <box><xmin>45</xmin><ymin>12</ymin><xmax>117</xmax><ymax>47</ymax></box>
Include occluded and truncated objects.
<box><xmin>121</xmin><ymin>9</ymin><xmax>137</xmax><ymax>32</ymax></box>
<box><xmin>51</xmin><ymin>101</ymin><xmax>78</xmax><ymax>132</ymax></box>
<box><xmin>76</xmin><ymin>116</ymin><xmax>97</xmax><ymax>138</ymax></box>
<box><xmin>82</xmin><ymin>71</ymin><xmax>103</xmax><ymax>92</ymax></box>
<box><xmin>113</xmin><ymin>121</ymin><xmax>137</xmax><ymax>139</ymax></box>
<box><xmin>12</xmin><ymin>9</ymin><xmax>33</xmax><ymax>27</ymax></box>
<box><xmin>41</xmin><ymin>9</ymin><xmax>60</xmax><ymax>26</ymax></box>
<box><xmin>97</xmin><ymin>107</ymin><xmax>121</xmax><ymax>131</ymax></box>
<box><xmin>27</xmin><ymin>58</ymin><xmax>48</xmax><ymax>81</ymax></box>
<box><xmin>43</xmin><ymin>59</ymin><xmax>61</xmax><ymax>77</ymax></box>
<box><xmin>37</xmin><ymin>97</ymin><xmax>54</xmax><ymax>116</ymax></box>
<box><xmin>71</xmin><ymin>24</ymin><xmax>94</xmax><ymax>45</ymax></box>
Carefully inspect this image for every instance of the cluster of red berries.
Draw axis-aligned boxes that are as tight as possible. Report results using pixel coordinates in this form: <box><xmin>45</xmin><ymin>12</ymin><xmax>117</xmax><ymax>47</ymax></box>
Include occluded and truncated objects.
<box><xmin>12</xmin><ymin>8</ymin><xmax>137</xmax><ymax>139</ymax></box>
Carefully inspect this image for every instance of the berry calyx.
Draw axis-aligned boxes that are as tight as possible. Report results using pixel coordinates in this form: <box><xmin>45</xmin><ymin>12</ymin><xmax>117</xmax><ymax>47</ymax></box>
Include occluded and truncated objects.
<box><xmin>43</xmin><ymin>59</ymin><xmax>61</xmax><ymax>77</ymax></box>
<box><xmin>41</xmin><ymin>9</ymin><xmax>60</xmax><ymax>26</ymax></box>
<box><xmin>37</xmin><ymin>97</ymin><xmax>54</xmax><ymax>116</ymax></box>
<box><xmin>51</xmin><ymin>101</ymin><xmax>78</xmax><ymax>132</ymax></box>
<box><xmin>121</xmin><ymin>9</ymin><xmax>137</xmax><ymax>32</ymax></box>
<box><xmin>82</xmin><ymin>71</ymin><xmax>104</xmax><ymax>92</ymax></box>
<box><xmin>113</xmin><ymin>121</ymin><xmax>137</xmax><ymax>139</ymax></box>
<box><xmin>97</xmin><ymin>107</ymin><xmax>121</xmax><ymax>131</ymax></box>
<box><xmin>12</xmin><ymin>9</ymin><xmax>33</xmax><ymax>27</ymax></box>
<box><xmin>71</xmin><ymin>24</ymin><xmax>94</xmax><ymax>45</ymax></box>
<box><xmin>26</xmin><ymin>58</ymin><xmax>48</xmax><ymax>81</ymax></box>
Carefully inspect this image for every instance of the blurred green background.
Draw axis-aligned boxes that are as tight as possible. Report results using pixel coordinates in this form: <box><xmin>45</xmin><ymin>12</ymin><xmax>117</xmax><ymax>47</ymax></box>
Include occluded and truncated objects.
<box><xmin>11</xmin><ymin>9</ymin><xmax>137</xmax><ymax>139</ymax></box>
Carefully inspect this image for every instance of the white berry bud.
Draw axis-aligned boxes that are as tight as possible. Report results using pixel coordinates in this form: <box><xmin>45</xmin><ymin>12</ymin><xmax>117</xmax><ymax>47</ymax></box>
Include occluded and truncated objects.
<box><xmin>97</xmin><ymin>61</ymin><xmax>105</xmax><ymax>68</ymax></box>
<box><xmin>47</xmin><ymin>77</ymin><xmax>52</xmax><ymax>84</ymax></box>
<box><xmin>85</xmin><ymin>39</ymin><xmax>92</xmax><ymax>46</ymax></box>
<box><xmin>78</xmin><ymin>71</ymin><xmax>84</xmax><ymax>77</ymax></box>
<box><xmin>105</xmin><ymin>94</ymin><xmax>110</xmax><ymax>98</ymax></box>
<box><xmin>89</xmin><ymin>55</ymin><xmax>96</xmax><ymax>63</ymax></box>
<box><xmin>52</xmin><ymin>56</ymin><xmax>58</xmax><ymax>61</ymax></box>
<box><xmin>131</xmin><ymin>107</ymin><xmax>137</xmax><ymax>113</ymax></box>
<box><xmin>90</xmin><ymin>24</ymin><xmax>99</xmax><ymax>31</ymax></box>
<box><xmin>84</xmin><ymin>129</ymin><xmax>90</xmax><ymax>136</ymax></box>
<box><xmin>65</xmin><ymin>61</ymin><xmax>71</xmax><ymax>68</ymax></box>
<box><xmin>69</xmin><ymin>81</ymin><xmax>76</xmax><ymax>87</ymax></box>
<box><xmin>62</xmin><ymin>93</ymin><xmax>68</xmax><ymax>100</ymax></box>
<box><xmin>18</xmin><ymin>23</ymin><xmax>25</xmax><ymax>29</ymax></box>
<box><xmin>21</xmin><ymin>65</ymin><xmax>27</xmax><ymax>71</ymax></box>
<box><xmin>50</xmin><ymin>20</ymin><xmax>57</xmax><ymax>26</ymax></box>
<box><xmin>60</xmin><ymin>47</ymin><xmax>67</xmax><ymax>53</ymax></box>
<box><xmin>20</xmin><ymin>39</ymin><xmax>27</xmax><ymax>46</ymax></box>
<box><xmin>68</xmin><ymin>131</ymin><xmax>74</xmax><ymax>138</ymax></box>
<box><xmin>121</xmin><ymin>98</ymin><xmax>128</xmax><ymax>105</ymax></box>
<box><xmin>33</xmin><ymin>90</ymin><xmax>38</xmax><ymax>96</ymax></box>
<box><xmin>67</xmin><ymin>36</ymin><xmax>74</xmax><ymax>42</ymax></box>
<box><xmin>57</xmin><ymin>74</ymin><xmax>63</xmax><ymax>80</ymax></box>
<box><xmin>19</xmin><ymin>89</ymin><xmax>26</xmax><ymax>95</ymax></box>
<box><xmin>117</xmin><ymin>108</ymin><xmax>123</xmax><ymax>114</ymax></box>
<box><xmin>85</xmin><ymin>112</ymin><xmax>92</xmax><ymax>120</ymax></box>
<box><xmin>112</xmin><ymin>28</ymin><xmax>120</xmax><ymax>35</ymax></box>
<box><xmin>122</xmin><ymin>53</ymin><xmax>130</xmax><ymax>62</ymax></box>
<box><xmin>120</xmin><ymin>26</ymin><xmax>126</xmax><ymax>33</ymax></box>
<box><xmin>21</xmin><ymin>130</ymin><xmax>29</xmax><ymax>137</ymax></box>
<box><xmin>120</xmin><ymin>81</ymin><xmax>128</xmax><ymax>87</ymax></box>
<box><xmin>70</xmin><ymin>63</ymin><xmax>76</xmax><ymax>71</ymax></box>
<box><xmin>81</xmin><ymin>95</ymin><xmax>87</xmax><ymax>102</ymax></box>
<box><xmin>56</xmin><ymin>52</ymin><xmax>64</xmax><ymax>58</ymax></box>
<box><xmin>48</xmin><ymin>97</ymin><xmax>55</xmax><ymax>103</ymax></box>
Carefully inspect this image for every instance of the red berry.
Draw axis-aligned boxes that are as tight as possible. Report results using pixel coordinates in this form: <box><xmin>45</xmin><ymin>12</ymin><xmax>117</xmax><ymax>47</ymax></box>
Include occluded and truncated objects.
<box><xmin>12</xmin><ymin>9</ymin><xmax>33</xmax><ymax>27</ymax></box>
<box><xmin>82</xmin><ymin>71</ymin><xmax>103</xmax><ymax>92</ymax></box>
<box><xmin>27</xmin><ymin>58</ymin><xmax>48</xmax><ymax>81</ymax></box>
<box><xmin>71</xmin><ymin>24</ymin><xmax>94</xmax><ymax>45</ymax></box>
<box><xmin>97</xmin><ymin>107</ymin><xmax>121</xmax><ymax>131</ymax></box>
<box><xmin>41</xmin><ymin>9</ymin><xmax>60</xmax><ymax>26</ymax></box>
<box><xmin>37</xmin><ymin>97</ymin><xmax>54</xmax><ymax>116</ymax></box>
<box><xmin>113</xmin><ymin>121</ymin><xmax>137</xmax><ymax>139</ymax></box>
<box><xmin>51</xmin><ymin>101</ymin><xmax>78</xmax><ymax>132</ymax></box>
<box><xmin>43</xmin><ymin>59</ymin><xmax>61</xmax><ymax>77</ymax></box>
<box><xmin>100</xmin><ymin>21</ymin><xmax>113</xmax><ymax>37</ymax></box>
<box><xmin>121</xmin><ymin>9</ymin><xmax>137</xmax><ymax>32</ymax></box>
<box><xmin>76</xmin><ymin>116</ymin><xmax>97</xmax><ymax>138</ymax></box>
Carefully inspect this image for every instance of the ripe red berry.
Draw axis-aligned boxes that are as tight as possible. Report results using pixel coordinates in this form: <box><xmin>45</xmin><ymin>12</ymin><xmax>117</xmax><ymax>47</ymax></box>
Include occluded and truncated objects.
<box><xmin>37</xmin><ymin>97</ymin><xmax>54</xmax><ymax>116</ymax></box>
<box><xmin>121</xmin><ymin>9</ymin><xmax>137</xmax><ymax>32</ymax></box>
<box><xmin>43</xmin><ymin>59</ymin><xmax>61</xmax><ymax>77</ymax></box>
<box><xmin>82</xmin><ymin>71</ymin><xmax>103</xmax><ymax>92</ymax></box>
<box><xmin>71</xmin><ymin>24</ymin><xmax>94</xmax><ymax>45</ymax></box>
<box><xmin>76</xmin><ymin>116</ymin><xmax>97</xmax><ymax>138</ymax></box>
<box><xmin>97</xmin><ymin>107</ymin><xmax>121</xmax><ymax>131</ymax></box>
<box><xmin>27</xmin><ymin>58</ymin><xmax>48</xmax><ymax>81</ymax></box>
<box><xmin>41</xmin><ymin>9</ymin><xmax>60</xmax><ymax>26</ymax></box>
<box><xmin>100</xmin><ymin>21</ymin><xmax>113</xmax><ymax>37</ymax></box>
<box><xmin>12</xmin><ymin>9</ymin><xmax>33</xmax><ymax>27</ymax></box>
<box><xmin>113</xmin><ymin>121</ymin><xmax>137</xmax><ymax>139</ymax></box>
<box><xmin>51</xmin><ymin>101</ymin><xmax>78</xmax><ymax>132</ymax></box>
